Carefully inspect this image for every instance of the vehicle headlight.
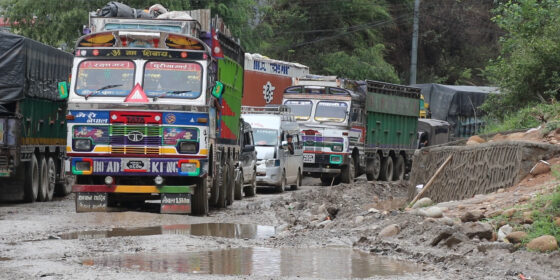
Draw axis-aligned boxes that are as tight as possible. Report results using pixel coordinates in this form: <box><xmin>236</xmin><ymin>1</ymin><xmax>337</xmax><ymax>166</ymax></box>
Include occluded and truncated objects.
<box><xmin>266</xmin><ymin>159</ymin><xmax>279</xmax><ymax>167</ymax></box>
<box><xmin>332</xmin><ymin>145</ymin><xmax>343</xmax><ymax>152</ymax></box>
<box><xmin>75</xmin><ymin>161</ymin><xmax>91</xmax><ymax>171</ymax></box>
<box><xmin>180</xmin><ymin>162</ymin><xmax>198</xmax><ymax>173</ymax></box>
<box><xmin>178</xmin><ymin>142</ymin><xmax>198</xmax><ymax>154</ymax></box>
<box><xmin>74</xmin><ymin>139</ymin><xmax>92</xmax><ymax>151</ymax></box>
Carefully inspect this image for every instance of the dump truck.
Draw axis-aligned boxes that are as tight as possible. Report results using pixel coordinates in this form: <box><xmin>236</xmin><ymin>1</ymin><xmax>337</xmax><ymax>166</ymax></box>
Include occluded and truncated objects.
<box><xmin>0</xmin><ymin>32</ymin><xmax>74</xmax><ymax>202</ymax></box>
<box><xmin>66</xmin><ymin>9</ymin><xmax>244</xmax><ymax>215</ymax></box>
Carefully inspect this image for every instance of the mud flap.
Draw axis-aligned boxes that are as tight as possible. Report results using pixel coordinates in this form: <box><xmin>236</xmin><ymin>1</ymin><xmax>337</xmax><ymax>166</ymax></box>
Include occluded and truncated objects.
<box><xmin>75</xmin><ymin>192</ymin><xmax>108</xmax><ymax>212</ymax></box>
<box><xmin>160</xmin><ymin>193</ymin><xmax>191</xmax><ymax>214</ymax></box>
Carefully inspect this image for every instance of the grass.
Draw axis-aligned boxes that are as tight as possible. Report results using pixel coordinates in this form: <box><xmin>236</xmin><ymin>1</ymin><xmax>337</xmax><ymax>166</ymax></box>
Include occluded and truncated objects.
<box><xmin>487</xmin><ymin>186</ymin><xmax>560</xmax><ymax>248</ymax></box>
<box><xmin>483</xmin><ymin>102</ymin><xmax>560</xmax><ymax>135</ymax></box>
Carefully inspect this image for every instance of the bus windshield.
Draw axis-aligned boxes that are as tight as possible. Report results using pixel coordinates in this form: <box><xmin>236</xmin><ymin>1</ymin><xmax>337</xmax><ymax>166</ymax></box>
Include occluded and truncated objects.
<box><xmin>284</xmin><ymin>100</ymin><xmax>312</xmax><ymax>120</ymax></box>
<box><xmin>75</xmin><ymin>60</ymin><xmax>135</xmax><ymax>97</ymax></box>
<box><xmin>253</xmin><ymin>128</ymin><xmax>278</xmax><ymax>146</ymax></box>
<box><xmin>314</xmin><ymin>101</ymin><xmax>348</xmax><ymax>122</ymax></box>
<box><xmin>143</xmin><ymin>61</ymin><xmax>202</xmax><ymax>99</ymax></box>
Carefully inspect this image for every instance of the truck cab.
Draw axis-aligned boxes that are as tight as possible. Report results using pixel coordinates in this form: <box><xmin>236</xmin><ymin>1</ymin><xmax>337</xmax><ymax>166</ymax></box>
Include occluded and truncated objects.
<box><xmin>282</xmin><ymin>77</ymin><xmax>367</xmax><ymax>186</ymax></box>
<box><xmin>242</xmin><ymin>106</ymin><xmax>303</xmax><ymax>192</ymax></box>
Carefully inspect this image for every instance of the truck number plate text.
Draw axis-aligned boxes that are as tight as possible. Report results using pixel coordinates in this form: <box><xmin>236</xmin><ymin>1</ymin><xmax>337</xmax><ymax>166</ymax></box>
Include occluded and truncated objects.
<box><xmin>303</xmin><ymin>154</ymin><xmax>315</xmax><ymax>163</ymax></box>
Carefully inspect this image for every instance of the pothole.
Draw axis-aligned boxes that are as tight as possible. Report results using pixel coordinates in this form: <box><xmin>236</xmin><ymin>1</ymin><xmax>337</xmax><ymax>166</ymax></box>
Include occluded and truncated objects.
<box><xmin>59</xmin><ymin>223</ymin><xmax>275</xmax><ymax>240</ymax></box>
<box><xmin>82</xmin><ymin>247</ymin><xmax>421</xmax><ymax>278</ymax></box>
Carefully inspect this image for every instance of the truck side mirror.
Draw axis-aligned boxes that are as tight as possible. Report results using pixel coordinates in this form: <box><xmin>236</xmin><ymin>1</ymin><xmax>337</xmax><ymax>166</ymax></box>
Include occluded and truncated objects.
<box><xmin>58</xmin><ymin>82</ymin><xmax>69</xmax><ymax>100</ymax></box>
<box><xmin>243</xmin><ymin>145</ymin><xmax>255</xmax><ymax>152</ymax></box>
<box><xmin>211</xmin><ymin>81</ymin><xmax>224</xmax><ymax>99</ymax></box>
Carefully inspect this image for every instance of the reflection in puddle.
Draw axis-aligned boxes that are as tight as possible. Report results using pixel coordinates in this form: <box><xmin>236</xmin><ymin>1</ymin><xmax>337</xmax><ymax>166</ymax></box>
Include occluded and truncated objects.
<box><xmin>83</xmin><ymin>247</ymin><xmax>421</xmax><ymax>278</ymax></box>
<box><xmin>59</xmin><ymin>223</ymin><xmax>275</xmax><ymax>240</ymax></box>
<box><xmin>364</xmin><ymin>197</ymin><xmax>408</xmax><ymax>211</ymax></box>
<box><xmin>0</xmin><ymin>257</ymin><xmax>11</xmax><ymax>261</ymax></box>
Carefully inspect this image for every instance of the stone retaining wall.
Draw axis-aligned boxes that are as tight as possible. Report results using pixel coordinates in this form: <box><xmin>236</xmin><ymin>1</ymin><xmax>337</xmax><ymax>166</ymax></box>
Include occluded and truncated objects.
<box><xmin>408</xmin><ymin>141</ymin><xmax>560</xmax><ymax>203</ymax></box>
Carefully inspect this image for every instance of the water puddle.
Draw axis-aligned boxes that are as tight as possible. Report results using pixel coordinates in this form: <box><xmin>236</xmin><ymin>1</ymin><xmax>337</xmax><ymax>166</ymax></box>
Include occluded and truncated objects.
<box><xmin>364</xmin><ymin>197</ymin><xmax>408</xmax><ymax>211</ymax></box>
<box><xmin>0</xmin><ymin>257</ymin><xmax>11</xmax><ymax>261</ymax></box>
<box><xmin>59</xmin><ymin>223</ymin><xmax>275</xmax><ymax>240</ymax></box>
<box><xmin>83</xmin><ymin>247</ymin><xmax>421</xmax><ymax>278</ymax></box>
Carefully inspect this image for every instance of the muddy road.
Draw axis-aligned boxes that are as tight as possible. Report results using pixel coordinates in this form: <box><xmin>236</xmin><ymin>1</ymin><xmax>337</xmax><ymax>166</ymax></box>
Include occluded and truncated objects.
<box><xmin>1</xmin><ymin>177</ymin><xmax>558</xmax><ymax>279</ymax></box>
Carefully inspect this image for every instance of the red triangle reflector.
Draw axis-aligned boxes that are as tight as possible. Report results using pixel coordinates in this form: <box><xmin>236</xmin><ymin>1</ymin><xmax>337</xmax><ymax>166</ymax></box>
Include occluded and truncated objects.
<box><xmin>124</xmin><ymin>83</ymin><xmax>149</xmax><ymax>103</ymax></box>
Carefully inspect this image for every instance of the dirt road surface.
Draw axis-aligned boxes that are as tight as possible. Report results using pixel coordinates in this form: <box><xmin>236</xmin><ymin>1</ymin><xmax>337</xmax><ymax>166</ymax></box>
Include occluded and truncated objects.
<box><xmin>1</xmin><ymin>177</ymin><xmax>558</xmax><ymax>279</ymax></box>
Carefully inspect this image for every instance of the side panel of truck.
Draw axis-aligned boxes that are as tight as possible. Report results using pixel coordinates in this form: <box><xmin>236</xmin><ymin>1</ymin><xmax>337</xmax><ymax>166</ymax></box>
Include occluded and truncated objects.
<box><xmin>217</xmin><ymin>58</ymin><xmax>243</xmax><ymax>142</ymax></box>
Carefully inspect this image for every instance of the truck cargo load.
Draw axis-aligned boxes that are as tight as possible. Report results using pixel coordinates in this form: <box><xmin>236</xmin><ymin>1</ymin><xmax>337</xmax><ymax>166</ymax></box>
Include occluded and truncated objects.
<box><xmin>0</xmin><ymin>32</ymin><xmax>73</xmax><ymax>202</ymax></box>
<box><xmin>243</xmin><ymin>53</ymin><xmax>308</xmax><ymax>106</ymax></box>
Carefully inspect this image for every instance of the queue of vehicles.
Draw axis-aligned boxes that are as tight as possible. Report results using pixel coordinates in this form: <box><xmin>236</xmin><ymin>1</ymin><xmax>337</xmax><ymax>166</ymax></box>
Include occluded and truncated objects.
<box><xmin>0</xmin><ymin>3</ymin><xmax>443</xmax><ymax>216</ymax></box>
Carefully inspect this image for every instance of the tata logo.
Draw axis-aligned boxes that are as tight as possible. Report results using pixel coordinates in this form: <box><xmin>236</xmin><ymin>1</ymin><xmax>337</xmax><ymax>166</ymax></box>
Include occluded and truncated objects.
<box><xmin>127</xmin><ymin>131</ymin><xmax>144</xmax><ymax>142</ymax></box>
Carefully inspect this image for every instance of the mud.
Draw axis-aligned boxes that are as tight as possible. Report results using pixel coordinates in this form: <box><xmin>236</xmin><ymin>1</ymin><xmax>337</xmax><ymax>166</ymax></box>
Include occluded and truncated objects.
<box><xmin>58</xmin><ymin>223</ymin><xmax>276</xmax><ymax>240</ymax></box>
<box><xmin>83</xmin><ymin>247</ymin><xmax>421</xmax><ymax>278</ymax></box>
<box><xmin>1</xmin><ymin>178</ymin><xmax>559</xmax><ymax>279</ymax></box>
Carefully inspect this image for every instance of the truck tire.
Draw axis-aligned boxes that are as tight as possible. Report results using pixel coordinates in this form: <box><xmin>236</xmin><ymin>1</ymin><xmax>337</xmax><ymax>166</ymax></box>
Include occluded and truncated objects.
<box><xmin>393</xmin><ymin>155</ymin><xmax>405</xmax><ymax>181</ymax></box>
<box><xmin>37</xmin><ymin>155</ymin><xmax>49</xmax><ymax>202</ymax></box>
<box><xmin>217</xmin><ymin>162</ymin><xmax>228</xmax><ymax>208</ymax></box>
<box><xmin>366</xmin><ymin>153</ymin><xmax>381</xmax><ymax>181</ymax></box>
<box><xmin>291</xmin><ymin>170</ymin><xmax>301</xmax><ymax>191</ymax></box>
<box><xmin>192</xmin><ymin>177</ymin><xmax>209</xmax><ymax>215</ymax></box>
<box><xmin>23</xmin><ymin>154</ymin><xmax>39</xmax><ymax>203</ymax></box>
<box><xmin>210</xmin><ymin>164</ymin><xmax>221</xmax><ymax>207</ymax></box>
<box><xmin>226</xmin><ymin>163</ymin><xmax>234</xmax><ymax>206</ymax></box>
<box><xmin>56</xmin><ymin>175</ymin><xmax>74</xmax><ymax>197</ymax></box>
<box><xmin>341</xmin><ymin>158</ymin><xmax>355</xmax><ymax>184</ymax></box>
<box><xmin>234</xmin><ymin>169</ymin><xmax>243</xmax><ymax>200</ymax></box>
<box><xmin>45</xmin><ymin>157</ymin><xmax>56</xmax><ymax>201</ymax></box>
<box><xmin>379</xmin><ymin>156</ymin><xmax>393</xmax><ymax>181</ymax></box>
<box><xmin>275</xmin><ymin>170</ymin><xmax>286</xmax><ymax>193</ymax></box>
<box><xmin>244</xmin><ymin>171</ymin><xmax>257</xmax><ymax>197</ymax></box>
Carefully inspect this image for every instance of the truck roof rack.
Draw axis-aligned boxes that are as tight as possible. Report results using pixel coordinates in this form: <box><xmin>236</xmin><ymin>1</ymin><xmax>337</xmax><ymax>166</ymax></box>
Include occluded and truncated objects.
<box><xmin>241</xmin><ymin>105</ymin><xmax>295</xmax><ymax>121</ymax></box>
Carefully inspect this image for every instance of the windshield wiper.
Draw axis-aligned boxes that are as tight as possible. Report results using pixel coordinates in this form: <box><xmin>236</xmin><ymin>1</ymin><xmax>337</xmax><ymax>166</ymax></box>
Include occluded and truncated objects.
<box><xmin>84</xmin><ymin>84</ymin><xmax>123</xmax><ymax>100</ymax></box>
<box><xmin>152</xmin><ymin>90</ymin><xmax>191</xmax><ymax>101</ymax></box>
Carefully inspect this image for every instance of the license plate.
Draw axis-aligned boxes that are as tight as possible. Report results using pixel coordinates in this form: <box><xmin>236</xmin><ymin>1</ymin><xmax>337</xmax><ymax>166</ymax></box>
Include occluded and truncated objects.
<box><xmin>122</xmin><ymin>158</ymin><xmax>149</xmax><ymax>171</ymax></box>
<box><xmin>303</xmin><ymin>154</ymin><xmax>315</xmax><ymax>163</ymax></box>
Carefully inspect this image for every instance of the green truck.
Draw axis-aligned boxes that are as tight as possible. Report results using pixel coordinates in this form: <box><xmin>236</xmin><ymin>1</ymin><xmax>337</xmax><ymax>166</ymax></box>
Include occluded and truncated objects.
<box><xmin>0</xmin><ymin>32</ymin><xmax>74</xmax><ymax>202</ymax></box>
<box><xmin>363</xmin><ymin>80</ymin><xmax>420</xmax><ymax>181</ymax></box>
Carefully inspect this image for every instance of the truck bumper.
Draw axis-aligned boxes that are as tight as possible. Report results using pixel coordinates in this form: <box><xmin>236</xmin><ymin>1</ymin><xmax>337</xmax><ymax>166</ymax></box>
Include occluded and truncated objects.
<box><xmin>302</xmin><ymin>152</ymin><xmax>348</xmax><ymax>177</ymax></box>
<box><xmin>73</xmin><ymin>184</ymin><xmax>193</xmax><ymax>214</ymax></box>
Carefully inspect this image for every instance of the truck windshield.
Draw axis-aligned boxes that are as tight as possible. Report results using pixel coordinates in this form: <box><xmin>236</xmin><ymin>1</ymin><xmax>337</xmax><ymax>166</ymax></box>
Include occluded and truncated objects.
<box><xmin>284</xmin><ymin>100</ymin><xmax>312</xmax><ymax>120</ymax></box>
<box><xmin>75</xmin><ymin>60</ymin><xmax>135</xmax><ymax>97</ymax></box>
<box><xmin>314</xmin><ymin>101</ymin><xmax>348</xmax><ymax>122</ymax></box>
<box><xmin>143</xmin><ymin>61</ymin><xmax>202</xmax><ymax>99</ymax></box>
<box><xmin>253</xmin><ymin>128</ymin><xmax>278</xmax><ymax>146</ymax></box>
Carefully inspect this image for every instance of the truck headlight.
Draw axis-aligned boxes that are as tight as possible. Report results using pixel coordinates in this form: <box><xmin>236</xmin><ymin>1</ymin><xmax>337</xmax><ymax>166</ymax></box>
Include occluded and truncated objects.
<box><xmin>74</xmin><ymin>139</ymin><xmax>92</xmax><ymax>151</ymax></box>
<box><xmin>266</xmin><ymin>159</ymin><xmax>279</xmax><ymax>167</ymax></box>
<box><xmin>332</xmin><ymin>145</ymin><xmax>343</xmax><ymax>152</ymax></box>
<box><xmin>178</xmin><ymin>142</ymin><xmax>198</xmax><ymax>154</ymax></box>
<box><xmin>180</xmin><ymin>162</ymin><xmax>198</xmax><ymax>173</ymax></box>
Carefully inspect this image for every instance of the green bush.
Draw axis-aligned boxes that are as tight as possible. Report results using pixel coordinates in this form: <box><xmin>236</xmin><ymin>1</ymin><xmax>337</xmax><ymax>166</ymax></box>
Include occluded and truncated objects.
<box><xmin>483</xmin><ymin>102</ymin><xmax>560</xmax><ymax>134</ymax></box>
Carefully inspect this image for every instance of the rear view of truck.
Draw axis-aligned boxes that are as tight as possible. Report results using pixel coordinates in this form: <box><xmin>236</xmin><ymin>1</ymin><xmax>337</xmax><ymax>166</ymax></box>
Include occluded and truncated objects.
<box><xmin>364</xmin><ymin>80</ymin><xmax>420</xmax><ymax>181</ymax></box>
<box><xmin>0</xmin><ymin>32</ymin><xmax>73</xmax><ymax>202</ymax></box>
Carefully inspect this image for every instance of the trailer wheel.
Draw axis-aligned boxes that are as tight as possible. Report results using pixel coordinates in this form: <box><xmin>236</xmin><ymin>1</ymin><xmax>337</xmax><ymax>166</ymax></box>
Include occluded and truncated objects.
<box><xmin>192</xmin><ymin>177</ymin><xmax>209</xmax><ymax>215</ymax></box>
<box><xmin>379</xmin><ymin>156</ymin><xmax>393</xmax><ymax>181</ymax></box>
<box><xmin>234</xmin><ymin>169</ymin><xmax>243</xmax><ymax>200</ymax></box>
<box><xmin>393</xmin><ymin>155</ymin><xmax>405</xmax><ymax>181</ymax></box>
<box><xmin>217</xmin><ymin>162</ymin><xmax>228</xmax><ymax>208</ymax></box>
<box><xmin>341</xmin><ymin>158</ymin><xmax>355</xmax><ymax>184</ymax></box>
<box><xmin>37</xmin><ymin>155</ymin><xmax>49</xmax><ymax>202</ymax></box>
<box><xmin>56</xmin><ymin>175</ymin><xmax>74</xmax><ymax>197</ymax></box>
<box><xmin>23</xmin><ymin>154</ymin><xmax>39</xmax><ymax>202</ymax></box>
<box><xmin>366</xmin><ymin>153</ymin><xmax>381</xmax><ymax>181</ymax></box>
<box><xmin>45</xmin><ymin>157</ymin><xmax>56</xmax><ymax>201</ymax></box>
<box><xmin>291</xmin><ymin>169</ymin><xmax>301</xmax><ymax>191</ymax></box>
<box><xmin>244</xmin><ymin>171</ymin><xmax>257</xmax><ymax>197</ymax></box>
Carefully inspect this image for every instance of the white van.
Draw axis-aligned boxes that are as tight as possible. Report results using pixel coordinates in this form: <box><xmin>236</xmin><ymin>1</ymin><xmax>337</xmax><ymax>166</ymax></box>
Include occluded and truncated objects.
<box><xmin>241</xmin><ymin>106</ymin><xmax>303</xmax><ymax>192</ymax></box>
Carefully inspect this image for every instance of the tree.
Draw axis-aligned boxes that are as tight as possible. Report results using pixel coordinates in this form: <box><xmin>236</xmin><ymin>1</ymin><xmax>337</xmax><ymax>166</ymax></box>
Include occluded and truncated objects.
<box><xmin>484</xmin><ymin>0</ymin><xmax>560</xmax><ymax>118</ymax></box>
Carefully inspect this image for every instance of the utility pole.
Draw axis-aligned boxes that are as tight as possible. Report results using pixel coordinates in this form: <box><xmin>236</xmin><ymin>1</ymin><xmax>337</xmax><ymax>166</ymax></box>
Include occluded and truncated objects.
<box><xmin>410</xmin><ymin>0</ymin><xmax>420</xmax><ymax>85</ymax></box>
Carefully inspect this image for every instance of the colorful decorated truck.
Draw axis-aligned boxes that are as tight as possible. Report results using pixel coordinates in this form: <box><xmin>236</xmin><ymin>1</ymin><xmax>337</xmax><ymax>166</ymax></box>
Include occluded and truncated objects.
<box><xmin>66</xmin><ymin>10</ymin><xmax>243</xmax><ymax>215</ymax></box>
<box><xmin>0</xmin><ymin>32</ymin><xmax>74</xmax><ymax>202</ymax></box>
<box><xmin>283</xmin><ymin>77</ymin><xmax>419</xmax><ymax>184</ymax></box>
